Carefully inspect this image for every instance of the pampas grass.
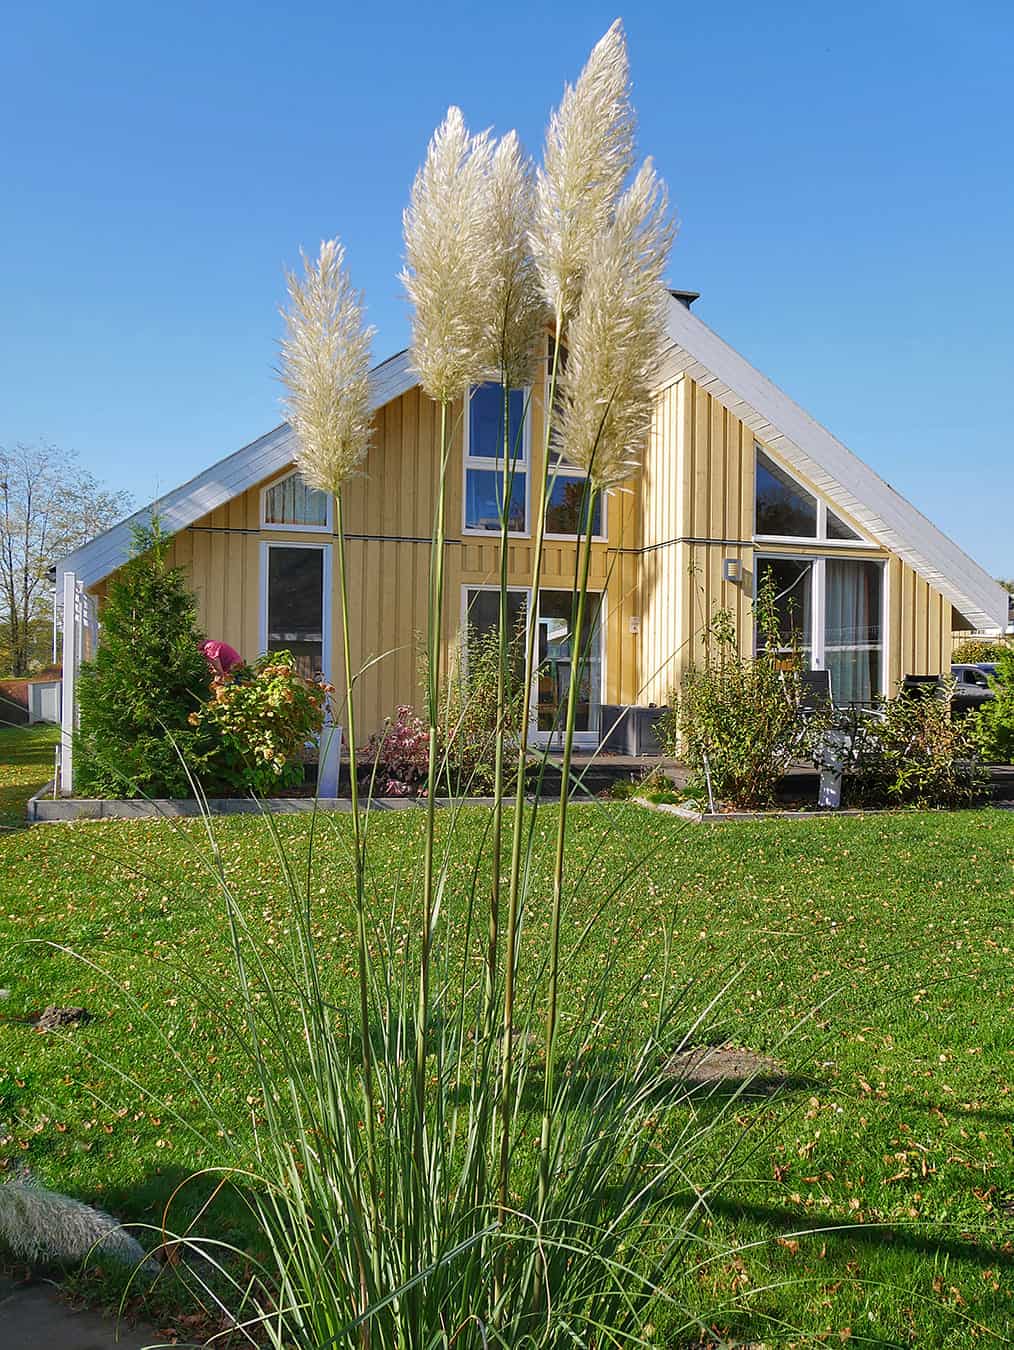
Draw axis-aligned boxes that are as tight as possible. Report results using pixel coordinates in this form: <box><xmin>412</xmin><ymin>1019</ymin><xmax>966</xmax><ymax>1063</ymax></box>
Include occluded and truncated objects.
<box><xmin>402</xmin><ymin>107</ymin><xmax>492</xmax><ymax>403</ymax></box>
<box><xmin>531</xmin><ymin>18</ymin><xmax>635</xmax><ymax>324</ymax></box>
<box><xmin>555</xmin><ymin>158</ymin><xmax>674</xmax><ymax>489</ymax></box>
<box><xmin>0</xmin><ymin>1178</ymin><xmax>154</xmax><ymax>1271</ymax></box>
<box><xmin>280</xmin><ymin>237</ymin><xmax>374</xmax><ymax>493</ymax></box>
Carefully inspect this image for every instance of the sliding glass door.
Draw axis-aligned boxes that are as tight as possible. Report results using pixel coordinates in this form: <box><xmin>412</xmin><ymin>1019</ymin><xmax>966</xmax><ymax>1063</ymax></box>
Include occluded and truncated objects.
<box><xmin>757</xmin><ymin>555</ymin><xmax>884</xmax><ymax>704</ymax></box>
<box><xmin>462</xmin><ymin>586</ymin><xmax>604</xmax><ymax>747</ymax></box>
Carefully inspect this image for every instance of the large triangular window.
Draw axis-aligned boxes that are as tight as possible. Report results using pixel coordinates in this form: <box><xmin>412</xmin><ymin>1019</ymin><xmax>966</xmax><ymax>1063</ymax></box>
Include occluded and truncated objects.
<box><xmin>755</xmin><ymin>447</ymin><xmax>865</xmax><ymax>543</ymax></box>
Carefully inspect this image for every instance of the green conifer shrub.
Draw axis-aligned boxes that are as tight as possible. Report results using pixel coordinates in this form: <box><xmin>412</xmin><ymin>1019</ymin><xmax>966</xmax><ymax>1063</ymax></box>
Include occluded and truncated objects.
<box><xmin>76</xmin><ymin>521</ymin><xmax>212</xmax><ymax>797</ymax></box>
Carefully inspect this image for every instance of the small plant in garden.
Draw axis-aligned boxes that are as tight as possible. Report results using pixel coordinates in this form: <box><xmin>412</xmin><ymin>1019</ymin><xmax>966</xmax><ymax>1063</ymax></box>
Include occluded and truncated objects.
<box><xmin>366</xmin><ymin>703</ymin><xmax>430</xmax><ymax>796</ymax></box>
<box><xmin>969</xmin><ymin>643</ymin><xmax>1014</xmax><ymax>765</ymax></box>
<box><xmin>76</xmin><ymin>520</ymin><xmax>211</xmax><ymax>798</ymax></box>
<box><xmin>188</xmin><ymin>652</ymin><xmax>327</xmax><ymax>794</ymax></box>
<box><xmin>657</xmin><ymin>579</ymin><xmax>814</xmax><ymax>809</ymax></box>
<box><xmin>847</xmin><ymin>681</ymin><xmax>986</xmax><ymax>807</ymax></box>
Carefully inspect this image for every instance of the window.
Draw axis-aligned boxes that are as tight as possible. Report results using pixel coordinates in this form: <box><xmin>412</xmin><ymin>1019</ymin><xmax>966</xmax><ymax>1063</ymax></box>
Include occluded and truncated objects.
<box><xmin>542</xmin><ymin>340</ymin><xmax>604</xmax><ymax>538</ymax></box>
<box><xmin>262</xmin><ymin>544</ymin><xmax>329</xmax><ymax>680</ymax></box>
<box><xmin>535</xmin><ymin>589</ymin><xmax>603</xmax><ymax>743</ymax></box>
<box><xmin>757</xmin><ymin>555</ymin><xmax>884</xmax><ymax>704</ymax></box>
<box><xmin>755</xmin><ymin>448</ymin><xmax>862</xmax><ymax>542</ymax></box>
<box><xmin>262</xmin><ymin>470</ymin><xmax>331</xmax><ymax>531</ymax></box>
<box><xmin>545</xmin><ymin>458</ymin><xmax>604</xmax><ymax>538</ymax></box>
<box><xmin>463</xmin><ymin>383</ymin><xmax>528</xmax><ymax>533</ymax></box>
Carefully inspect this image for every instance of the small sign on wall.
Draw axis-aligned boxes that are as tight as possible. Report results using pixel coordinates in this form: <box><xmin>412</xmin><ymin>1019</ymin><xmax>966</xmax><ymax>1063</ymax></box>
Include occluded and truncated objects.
<box><xmin>629</xmin><ymin>616</ymin><xmax>641</xmax><ymax>634</ymax></box>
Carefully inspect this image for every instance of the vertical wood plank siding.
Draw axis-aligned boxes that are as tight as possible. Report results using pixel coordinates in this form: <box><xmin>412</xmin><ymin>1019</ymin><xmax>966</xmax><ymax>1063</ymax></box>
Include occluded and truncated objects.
<box><xmin>93</xmin><ymin>372</ymin><xmax>955</xmax><ymax>737</ymax></box>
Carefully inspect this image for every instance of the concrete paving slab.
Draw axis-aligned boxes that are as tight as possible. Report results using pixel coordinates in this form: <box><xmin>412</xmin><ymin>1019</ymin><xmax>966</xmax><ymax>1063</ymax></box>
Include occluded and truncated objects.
<box><xmin>0</xmin><ymin>1282</ymin><xmax>169</xmax><ymax>1349</ymax></box>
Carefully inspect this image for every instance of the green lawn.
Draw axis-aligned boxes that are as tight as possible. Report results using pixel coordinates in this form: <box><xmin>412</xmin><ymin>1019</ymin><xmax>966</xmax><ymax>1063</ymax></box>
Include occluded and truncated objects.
<box><xmin>0</xmin><ymin>725</ymin><xmax>1012</xmax><ymax>1343</ymax></box>
<box><xmin>0</xmin><ymin>721</ymin><xmax>58</xmax><ymax>829</ymax></box>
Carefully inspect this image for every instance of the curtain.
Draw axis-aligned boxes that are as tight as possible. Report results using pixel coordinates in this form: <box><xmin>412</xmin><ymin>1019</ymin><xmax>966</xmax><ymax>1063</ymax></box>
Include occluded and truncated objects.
<box><xmin>825</xmin><ymin>560</ymin><xmax>882</xmax><ymax>704</ymax></box>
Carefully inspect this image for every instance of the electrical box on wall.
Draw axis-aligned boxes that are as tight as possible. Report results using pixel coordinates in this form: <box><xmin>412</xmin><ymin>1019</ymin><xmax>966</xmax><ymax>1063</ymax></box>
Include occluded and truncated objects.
<box><xmin>628</xmin><ymin>616</ymin><xmax>641</xmax><ymax>634</ymax></box>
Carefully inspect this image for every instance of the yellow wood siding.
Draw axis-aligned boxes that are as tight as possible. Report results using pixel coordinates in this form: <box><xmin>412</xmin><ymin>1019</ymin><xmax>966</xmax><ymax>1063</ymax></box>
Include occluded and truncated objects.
<box><xmin>93</xmin><ymin>369</ymin><xmax>958</xmax><ymax>738</ymax></box>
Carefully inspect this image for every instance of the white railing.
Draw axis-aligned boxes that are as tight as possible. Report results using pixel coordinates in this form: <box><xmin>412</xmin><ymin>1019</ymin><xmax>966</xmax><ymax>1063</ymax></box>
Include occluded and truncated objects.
<box><xmin>59</xmin><ymin>573</ymin><xmax>97</xmax><ymax>794</ymax></box>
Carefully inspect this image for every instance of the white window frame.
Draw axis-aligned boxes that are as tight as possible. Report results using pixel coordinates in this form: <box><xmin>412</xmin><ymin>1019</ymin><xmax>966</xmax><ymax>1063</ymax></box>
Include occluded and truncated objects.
<box><xmin>543</xmin><ymin>459</ymin><xmax>608</xmax><ymax>544</ymax></box>
<box><xmin>753</xmin><ymin>444</ymin><xmax>872</xmax><ymax>549</ymax></box>
<box><xmin>754</xmin><ymin>552</ymin><xmax>888</xmax><ymax>698</ymax></box>
<box><xmin>459</xmin><ymin>583</ymin><xmax>607</xmax><ymax>748</ymax></box>
<box><xmin>260</xmin><ymin>469</ymin><xmax>333</xmax><ymax>534</ymax></box>
<box><xmin>259</xmin><ymin>540</ymin><xmax>332</xmax><ymax>680</ymax></box>
<box><xmin>462</xmin><ymin>383</ymin><xmax>531</xmax><ymax>538</ymax></box>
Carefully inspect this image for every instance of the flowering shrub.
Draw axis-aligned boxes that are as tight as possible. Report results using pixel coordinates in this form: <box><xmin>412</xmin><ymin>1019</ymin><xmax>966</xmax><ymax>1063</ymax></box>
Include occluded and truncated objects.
<box><xmin>190</xmin><ymin>651</ymin><xmax>327</xmax><ymax>794</ymax></box>
<box><xmin>952</xmin><ymin>637</ymin><xmax>1010</xmax><ymax>664</ymax></box>
<box><xmin>366</xmin><ymin>705</ymin><xmax>430</xmax><ymax>796</ymax></box>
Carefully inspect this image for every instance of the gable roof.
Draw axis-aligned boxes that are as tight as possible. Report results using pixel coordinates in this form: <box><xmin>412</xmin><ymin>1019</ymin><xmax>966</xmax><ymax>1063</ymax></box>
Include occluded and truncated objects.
<box><xmin>57</xmin><ymin>350</ymin><xmax>416</xmax><ymax>590</ymax></box>
<box><xmin>60</xmin><ymin>304</ymin><xmax>1007</xmax><ymax>631</ymax></box>
<box><xmin>655</xmin><ymin>300</ymin><xmax>1007</xmax><ymax>631</ymax></box>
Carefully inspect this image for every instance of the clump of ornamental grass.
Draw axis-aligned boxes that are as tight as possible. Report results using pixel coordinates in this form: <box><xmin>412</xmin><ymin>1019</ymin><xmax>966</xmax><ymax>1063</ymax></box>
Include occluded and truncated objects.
<box><xmin>63</xmin><ymin>20</ymin><xmax>791</xmax><ymax>1350</ymax></box>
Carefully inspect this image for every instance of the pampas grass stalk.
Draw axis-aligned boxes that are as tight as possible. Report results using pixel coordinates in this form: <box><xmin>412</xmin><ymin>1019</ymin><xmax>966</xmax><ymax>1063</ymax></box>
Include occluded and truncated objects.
<box><xmin>279</xmin><ymin>237</ymin><xmax>381</xmax><ymax>1302</ymax></box>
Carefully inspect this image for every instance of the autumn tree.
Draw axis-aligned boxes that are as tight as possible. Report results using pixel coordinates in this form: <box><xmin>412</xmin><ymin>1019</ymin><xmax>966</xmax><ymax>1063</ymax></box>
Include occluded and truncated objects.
<box><xmin>0</xmin><ymin>443</ymin><xmax>132</xmax><ymax>675</ymax></box>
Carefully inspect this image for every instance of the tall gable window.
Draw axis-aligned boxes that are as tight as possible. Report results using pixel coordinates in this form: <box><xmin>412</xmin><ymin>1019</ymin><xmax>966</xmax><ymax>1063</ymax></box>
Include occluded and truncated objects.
<box><xmin>463</xmin><ymin>382</ymin><xmax>528</xmax><ymax>534</ymax></box>
<box><xmin>755</xmin><ymin>447</ymin><xmax>861</xmax><ymax>543</ymax></box>
<box><xmin>262</xmin><ymin>470</ymin><xmax>331</xmax><ymax>531</ymax></box>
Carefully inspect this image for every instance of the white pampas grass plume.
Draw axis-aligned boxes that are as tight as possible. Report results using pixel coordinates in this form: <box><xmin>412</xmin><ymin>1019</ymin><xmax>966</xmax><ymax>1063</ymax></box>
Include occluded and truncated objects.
<box><xmin>475</xmin><ymin>131</ymin><xmax>545</xmax><ymax>387</ymax></box>
<box><xmin>555</xmin><ymin>159</ymin><xmax>674</xmax><ymax>490</ymax></box>
<box><xmin>531</xmin><ymin>19</ymin><xmax>635</xmax><ymax>323</ymax></box>
<box><xmin>0</xmin><ymin>1178</ymin><xmax>156</xmax><ymax>1271</ymax></box>
<box><xmin>402</xmin><ymin>107</ymin><xmax>493</xmax><ymax>403</ymax></box>
<box><xmin>280</xmin><ymin>237</ymin><xmax>375</xmax><ymax>494</ymax></box>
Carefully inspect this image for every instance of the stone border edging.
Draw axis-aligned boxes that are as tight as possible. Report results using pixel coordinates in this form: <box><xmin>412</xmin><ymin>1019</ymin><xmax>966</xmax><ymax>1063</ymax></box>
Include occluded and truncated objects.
<box><xmin>25</xmin><ymin>785</ymin><xmax>586</xmax><ymax>823</ymax></box>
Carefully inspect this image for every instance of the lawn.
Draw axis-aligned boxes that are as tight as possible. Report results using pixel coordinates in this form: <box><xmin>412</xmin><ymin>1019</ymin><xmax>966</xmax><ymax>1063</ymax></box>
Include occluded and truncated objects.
<box><xmin>0</xmin><ymin>724</ymin><xmax>1012</xmax><ymax>1344</ymax></box>
<box><xmin>0</xmin><ymin>721</ymin><xmax>58</xmax><ymax>829</ymax></box>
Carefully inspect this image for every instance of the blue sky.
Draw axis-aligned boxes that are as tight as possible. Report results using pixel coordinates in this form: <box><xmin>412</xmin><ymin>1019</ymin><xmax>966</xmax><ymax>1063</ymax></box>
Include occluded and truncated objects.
<box><xmin>3</xmin><ymin>0</ymin><xmax>1011</xmax><ymax>574</ymax></box>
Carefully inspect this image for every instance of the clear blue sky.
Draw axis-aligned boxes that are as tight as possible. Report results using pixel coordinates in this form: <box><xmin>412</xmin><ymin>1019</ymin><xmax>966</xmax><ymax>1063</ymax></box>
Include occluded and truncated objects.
<box><xmin>3</xmin><ymin>0</ymin><xmax>1011</xmax><ymax>574</ymax></box>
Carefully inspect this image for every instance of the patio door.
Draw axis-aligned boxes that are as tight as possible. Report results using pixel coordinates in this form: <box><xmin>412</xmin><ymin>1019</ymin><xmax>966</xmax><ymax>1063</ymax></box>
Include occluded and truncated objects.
<box><xmin>756</xmin><ymin>555</ymin><xmax>884</xmax><ymax>704</ymax></box>
<box><xmin>533</xmin><ymin>589</ymin><xmax>602</xmax><ymax>749</ymax></box>
<box><xmin>461</xmin><ymin>585</ymin><xmax>604</xmax><ymax>748</ymax></box>
<box><xmin>261</xmin><ymin>542</ymin><xmax>331</xmax><ymax>680</ymax></box>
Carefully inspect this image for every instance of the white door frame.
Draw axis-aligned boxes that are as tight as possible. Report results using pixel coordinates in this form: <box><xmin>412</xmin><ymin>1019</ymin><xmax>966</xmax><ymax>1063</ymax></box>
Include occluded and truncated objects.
<box><xmin>259</xmin><ymin>540</ymin><xmax>333</xmax><ymax>680</ymax></box>
<box><xmin>754</xmin><ymin>553</ymin><xmax>887</xmax><ymax>698</ymax></box>
<box><xmin>460</xmin><ymin>583</ymin><xmax>606</xmax><ymax>750</ymax></box>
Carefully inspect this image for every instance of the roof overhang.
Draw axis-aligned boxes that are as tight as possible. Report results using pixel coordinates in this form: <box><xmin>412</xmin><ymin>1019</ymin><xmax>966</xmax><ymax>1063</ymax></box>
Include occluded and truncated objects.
<box><xmin>57</xmin><ymin>350</ymin><xmax>416</xmax><ymax>590</ymax></box>
<box><xmin>654</xmin><ymin>298</ymin><xmax>1007</xmax><ymax>632</ymax></box>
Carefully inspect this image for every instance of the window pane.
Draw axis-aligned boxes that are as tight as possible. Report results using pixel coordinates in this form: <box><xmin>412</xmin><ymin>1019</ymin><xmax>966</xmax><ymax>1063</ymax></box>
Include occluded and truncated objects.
<box><xmin>536</xmin><ymin>589</ymin><xmax>602</xmax><ymax>735</ymax></box>
<box><xmin>465</xmin><ymin>588</ymin><xmax>528</xmax><ymax>640</ymax></box>
<box><xmin>264</xmin><ymin>472</ymin><xmax>329</xmax><ymax>527</ymax></box>
<box><xmin>824</xmin><ymin>559</ymin><xmax>882</xmax><ymax>703</ymax></box>
<box><xmin>757</xmin><ymin>557</ymin><xmax>813</xmax><ymax>661</ymax></box>
<box><xmin>267</xmin><ymin>546</ymin><xmax>324</xmax><ymax>679</ymax></box>
<box><xmin>465</xmin><ymin>468</ymin><xmax>526</xmax><ymax>532</ymax></box>
<box><xmin>826</xmin><ymin>508</ymin><xmax>861</xmax><ymax>541</ymax></box>
<box><xmin>755</xmin><ymin>450</ymin><xmax>817</xmax><ymax>537</ymax></box>
<box><xmin>545</xmin><ymin>475</ymin><xmax>602</xmax><ymax>536</ymax></box>
<box><xmin>469</xmin><ymin>383</ymin><xmax>526</xmax><ymax>461</ymax></box>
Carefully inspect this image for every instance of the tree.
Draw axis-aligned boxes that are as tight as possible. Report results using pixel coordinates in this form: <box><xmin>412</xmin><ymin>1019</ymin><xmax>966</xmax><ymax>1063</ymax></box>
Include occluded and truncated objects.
<box><xmin>76</xmin><ymin>520</ymin><xmax>212</xmax><ymax>797</ymax></box>
<box><xmin>0</xmin><ymin>443</ymin><xmax>132</xmax><ymax>676</ymax></box>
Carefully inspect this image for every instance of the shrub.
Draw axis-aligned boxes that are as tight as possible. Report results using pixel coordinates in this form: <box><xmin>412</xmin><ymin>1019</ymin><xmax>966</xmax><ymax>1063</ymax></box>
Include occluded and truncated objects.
<box><xmin>366</xmin><ymin>704</ymin><xmax>430</xmax><ymax>796</ymax></box>
<box><xmin>970</xmin><ymin>644</ymin><xmax>1014</xmax><ymax>764</ymax></box>
<box><xmin>657</xmin><ymin>593</ymin><xmax>815</xmax><ymax>809</ymax></box>
<box><xmin>76</xmin><ymin>521</ymin><xmax>212</xmax><ymax>797</ymax></box>
<box><xmin>847</xmin><ymin>682</ymin><xmax>986</xmax><ymax>807</ymax></box>
<box><xmin>190</xmin><ymin>652</ymin><xmax>327</xmax><ymax>794</ymax></box>
<box><xmin>952</xmin><ymin>637</ymin><xmax>1010</xmax><ymax>664</ymax></box>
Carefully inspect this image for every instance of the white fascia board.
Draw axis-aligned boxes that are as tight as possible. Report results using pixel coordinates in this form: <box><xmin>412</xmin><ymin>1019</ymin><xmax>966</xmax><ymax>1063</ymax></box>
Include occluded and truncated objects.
<box><xmin>655</xmin><ymin>299</ymin><xmax>1007</xmax><ymax>631</ymax></box>
<box><xmin>58</xmin><ymin>350</ymin><xmax>416</xmax><ymax>591</ymax></box>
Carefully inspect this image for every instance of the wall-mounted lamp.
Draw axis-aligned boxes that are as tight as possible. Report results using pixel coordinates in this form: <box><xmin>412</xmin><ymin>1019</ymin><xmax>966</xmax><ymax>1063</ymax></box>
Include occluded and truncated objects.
<box><xmin>723</xmin><ymin>558</ymin><xmax>743</xmax><ymax>584</ymax></box>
